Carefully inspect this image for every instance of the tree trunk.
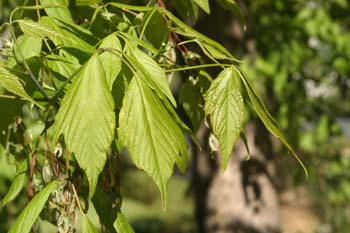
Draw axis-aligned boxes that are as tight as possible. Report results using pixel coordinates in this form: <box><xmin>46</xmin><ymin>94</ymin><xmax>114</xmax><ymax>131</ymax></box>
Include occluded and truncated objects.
<box><xmin>193</xmin><ymin>122</ymin><xmax>281</xmax><ymax>233</ymax></box>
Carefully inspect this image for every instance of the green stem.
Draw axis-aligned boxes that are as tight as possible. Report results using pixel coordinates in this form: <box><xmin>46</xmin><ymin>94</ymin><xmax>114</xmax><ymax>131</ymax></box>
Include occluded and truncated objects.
<box><xmin>165</xmin><ymin>63</ymin><xmax>231</xmax><ymax>73</ymax></box>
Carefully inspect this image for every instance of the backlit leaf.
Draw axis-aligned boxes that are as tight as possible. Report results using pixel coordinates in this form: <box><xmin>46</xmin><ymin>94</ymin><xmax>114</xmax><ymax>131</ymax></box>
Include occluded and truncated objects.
<box><xmin>17</xmin><ymin>19</ymin><xmax>66</xmax><ymax>40</ymax></box>
<box><xmin>76</xmin><ymin>0</ymin><xmax>101</xmax><ymax>6</ymax></box>
<box><xmin>98</xmin><ymin>35</ymin><xmax>122</xmax><ymax>90</ymax></box>
<box><xmin>160</xmin><ymin>8</ymin><xmax>239</xmax><ymax>62</ymax></box>
<box><xmin>54</xmin><ymin>54</ymin><xmax>115</xmax><ymax>198</ymax></box>
<box><xmin>128</xmin><ymin>47</ymin><xmax>177</xmax><ymax>106</ymax></box>
<box><xmin>8</xmin><ymin>180</ymin><xmax>59</xmax><ymax>233</ymax></box>
<box><xmin>204</xmin><ymin>67</ymin><xmax>244</xmax><ymax>170</ymax></box>
<box><xmin>237</xmin><ymin>69</ymin><xmax>308</xmax><ymax>178</ymax></box>
<box><xmin>40</xmin><ymin>0</ymin><xmax>74</xmax><ymax>23</ymax></box>
<box><xmin>118</xmin><ymin>78</ymin><xmax>187</xmax><ymax>207</ymax></box>
<box><xmin>194</xmin><ymin>0</ymin><xmax>210</xmax><ymax>14</ymax></box>
<box><xmin>82</xmin><ymin>215</ymin><xmax>98</xmax><ymax>233</ymax></box>
<box><xmin>113</xmin><ymin>212</ymin><xmax>135</xmax><ymax>233</ymax></box>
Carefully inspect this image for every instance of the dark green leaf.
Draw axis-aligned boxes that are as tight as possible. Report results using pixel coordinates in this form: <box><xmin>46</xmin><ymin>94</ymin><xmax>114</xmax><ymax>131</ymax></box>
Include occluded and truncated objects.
<box><xmin>216</xmin><ymin>0</ymin><xmax>246</xmax><ymax>30</ymax></box>
<box><xmin>143</xmin><ymin>9</ymin><xmax>168</xmax><ymax>49</ymax></box>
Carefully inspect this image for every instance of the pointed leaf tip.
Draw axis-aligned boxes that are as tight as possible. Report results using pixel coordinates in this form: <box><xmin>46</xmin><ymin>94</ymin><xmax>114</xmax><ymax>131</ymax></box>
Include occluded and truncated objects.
<box><xmin>204</xmin><ymin>66</ymin><xmax>245</xmax><ymax>170</ymax></box>
<box><xmin>54</xmin><ymin>54</ymin><xmax>115</xmax><ymax>198</ymax></box>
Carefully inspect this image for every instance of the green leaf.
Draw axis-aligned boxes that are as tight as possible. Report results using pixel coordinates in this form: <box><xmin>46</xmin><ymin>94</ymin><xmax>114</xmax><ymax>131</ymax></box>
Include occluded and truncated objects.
<box><xmin>179</xmin><ymin>80</ymin><xmax>205</xmax><ymax>132</ymax></box>
<box><xmin>98</xmin><ymin>35</ymin><xmax>122</xmax><ymax>90</ymax></box>
<box><xmin>128</xmin><ymin>47</ymin><xmax>177</xmax><ymax>106</ymax></box>
<box><xmin>2</xmin><ymin>160</ymin><xmax>27</xmax><ymax>206</ymax></box>
<box><xmin>193</xmin><ymin>0</ymin><xmax>210</xmax><ymax>14</ymax></box>
<box><xmin>142</xmin><ymin>9</ymin><xmax>168</xmax><ymax>49</ymax></box>
<box><xmin>0</xmin><ymin>67</ymin><xmax>41</xmax><ymax>107</ymax></box>
<box><xmin>160</xmin><ymin>8</ymin><xmax>239</xmax><ymax>62</ymax></box>
<box><xmin>237</xmin><ymin>69</ymin><xmax>308</xmax><ymax>178</ymax></box>
<box><xmin>8</xmin><ymin>180</ymin><xmax>59</xmax><ymax>233</ymax></box>
<box><xmin>171</xmin><ymin>0</ymin><xmax>199</xmax><ymax>24</ymax></box>
<box><xmin>118</xmin><ymin>78</ymin><xmax>187</xmax><ymax>207</ymax></box>
<box><xmin>76</xmin><ymin>0</ymin><xmax>101</xmax><ymax>6</ymax></box>
<box><xmin>204</xmin><ymin>67</ymin><xmax>244</xmax><ymax>170</ymax></box>
<box><xmin>14</xmin><ymin>34</ymin><xmax>42</xmax><ymax>61</ymax></box>
<box><xmin>17</xmin><ymin>19</ymin><xmax>66</xmax><ymax>40</ymax></box>
<box><xmin>46</xmin><ymin>54</ymin><xmax>81</xmax><ymax>82</ymax></box>
<box><xmin>54</xmin><ymin>54</ymin><xmax>115</xmax><ymax>198</ymax></box>
<box><xmin>113</xmin><ymin>212</ymin><xmax>135</xmax><ymax>233</ymax></box>
<box><xmin>82</xmin><ymin>215</ymin><xmax>99</xmax><ymax>233</ymax></box>
<box><xmin>91</xmin><ymin>188</ymin><xmax>117</xmax><ymax>232</ymax></box>
<box><xmin>216</xmin><ymin>0</ymin><xmax>246</xmax><ymax>30</ymax></box>
<box><xmin>40</xmin><ymin>0</ymin><xmax>74</xmax><ymax>23</ymax></box>
<box><xmin>40</xmin><ymin>17</ymin><xmax>95</xmax><ymax>55</ymax></box>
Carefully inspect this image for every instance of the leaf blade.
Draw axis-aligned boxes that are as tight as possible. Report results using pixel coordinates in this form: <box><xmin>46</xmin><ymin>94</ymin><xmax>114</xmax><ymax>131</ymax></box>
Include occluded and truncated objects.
<box><xmin>2</xmin><ymin>160</ymin><xmax>27</xmax><ymax>206</ymax></box>
<box><xmin>113</xmin><ymin>212</ymin><xmax>135</xmax><ymax>233</ymax></box>
<box><xmin>54</xmin><ymin>54</ymin><xmax>115</xmax><ymax>198</ymax></box>
<box><xmin>118</xmin><ymin>78</ymin><xmax>187</xmax><ymax>207</ymax></box>
<box><xmin>204</xmin><ymin>67</ymin><xmax>244</xmax><ymax>169</ymax></box>
<box><xmin>237</xmin><ymin>68</ymin><xmax>308</xmax><ymax>178</ymax></box>
<box><xmin>8</xmin><ymin>180</ymin><xmax>58</xmax><ymax>233</ymax></box>
<box><xmin>0</xmin><ymin>67</ymin><xmax>41</xmax><ymax>107</ymax></box>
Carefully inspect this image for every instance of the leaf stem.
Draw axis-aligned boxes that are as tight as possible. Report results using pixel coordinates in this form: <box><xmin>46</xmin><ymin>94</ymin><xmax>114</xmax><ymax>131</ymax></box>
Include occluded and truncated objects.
<box><xmin>71</xmin><ymin>183</ymin><xmax>84</xmax><ymax>214</ymax></box>
<box><xmin>0</xmin><ymin>94</ymin><xmax>17</xmax><ymax>99</ymax></box>
<box><xmin>165</xmin><ymin>63</ymin><xmax>231</xmax><ymax>73</ymax></box>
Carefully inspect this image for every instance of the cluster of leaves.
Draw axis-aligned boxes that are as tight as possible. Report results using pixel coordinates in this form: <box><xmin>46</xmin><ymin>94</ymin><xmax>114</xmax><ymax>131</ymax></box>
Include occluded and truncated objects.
<box><xmin>0</xmin><ymin>0</ymin><xmax>304</xmax><ymax>232</ymax></box>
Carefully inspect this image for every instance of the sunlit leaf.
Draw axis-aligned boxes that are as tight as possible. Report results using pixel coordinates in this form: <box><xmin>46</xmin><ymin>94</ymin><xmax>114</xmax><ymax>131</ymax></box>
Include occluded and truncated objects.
<box><xmin>237</xmin><ymin>69</ymin><xmax>308</xmax><ymax>178</ymax></box>
<box><xmin>204</xmin><ymin>66</ymin><xmax>244</xmax><ymax>170</ymax></box>
<box><xmin>17</xmin><ymin>19</ymin><xmax>66</xmax><ymax>40</ymax></box>
<box><xmin>113</xmin><ymin>212</ymin><xmax>135</xmax><ymax>233</ymax></box>
<box><xmin>98</xmin><ymin>35</ymin><xmax>122</xmax><ymax>90</ymax></box>
<box><xmin>128</xmin><ymin>47</ymin><xmax>176</xmax><ymax>106</ymax></box>
<box><xmin>76</xmin><ymin>0</ymin><xmax>101</xmax><ymax>6</ymax></box>
<box><xmin>82</xmin><ymin>215</ymin><xmax>98</xmax><ymax>233</ymax></box>
<box><xmin>193</xmin><ymin>0</ymin><xmax>210</xmax><ymax>14</ymax></box>
<box><xmin>40</xmin><ymin>0</ymin><xmax>74</xmax><ymax>23</ymax></box>
<box><xmin>160</xmin><ymin>8</ymin><xmax>239</xmax><ymax>62</ymax></box>
<box><xmin>0</xmin><ymin>67</ymin><xmax>42</xmax><ymax>107</ymax></box>
<box><xmin>2</xmin><ymin>160</ymin><xmax>27</xmax><ymax>205</ymax></box>
<box><xmin>40</xmin><ymin>17</ymin><xmax>95</xmax><ymax>55</ymax></box>
<box><xmin>54</xmin><ymin>54</ymin><xmax>115</xmax><ymax>198</ymax></box>
<box><xmin>118</xmin><ymin>78</ymin><xmax>187</xmax><ymax>207</ymax></box>
<box><xmin>8</xmin><ymin>180</ymin><xmax>59</xmax><ymax>233</ymax></box>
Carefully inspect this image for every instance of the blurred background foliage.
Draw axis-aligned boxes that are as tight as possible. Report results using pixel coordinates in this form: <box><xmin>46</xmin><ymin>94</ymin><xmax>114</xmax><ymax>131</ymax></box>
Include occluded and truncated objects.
<box><xmin>1</xmin><ymin>0</ymin><xmax>349</xmax><ymax>232</ymax></box>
